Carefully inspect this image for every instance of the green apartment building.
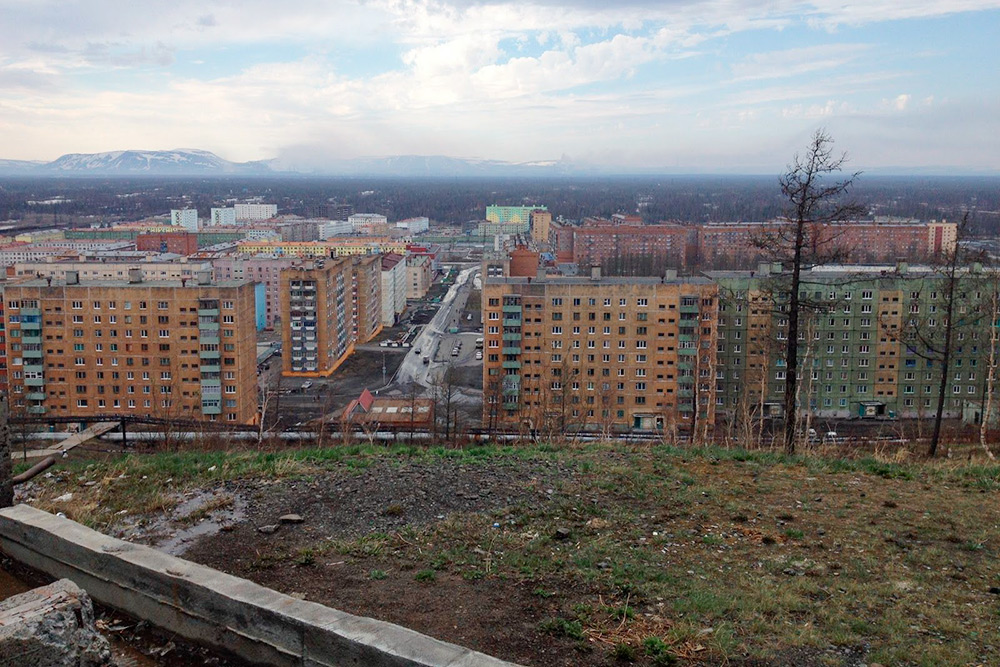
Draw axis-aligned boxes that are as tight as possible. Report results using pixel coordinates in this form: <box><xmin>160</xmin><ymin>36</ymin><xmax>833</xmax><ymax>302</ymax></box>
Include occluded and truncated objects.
<box><xmin>708</xmin><ymin>264</ymin><xmax>991</xmax><ymax>425</ymax></box>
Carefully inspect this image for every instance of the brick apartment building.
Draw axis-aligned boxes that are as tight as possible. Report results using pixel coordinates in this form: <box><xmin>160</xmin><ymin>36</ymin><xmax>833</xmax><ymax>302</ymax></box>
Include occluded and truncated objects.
<box><xmin>482</xmin><ymin>271</ymin><xmax>718</xmax><ymax>434</ymax></box>
<box><xmin>136</xmin><ymin>232</ymin><xmax>200</xmax><ymax>255</ymax></box>
<box><xmin>571</xmin><ymin>224</ymin><xmax>690</xmax><ymax>272</ymax></box>
<box><xmin>279</xmin><ymin>256</ymin><xmax>383</xmax><ymax>378</ymax></box>
<box><xmin>212</xmin><ymin>256</ymin><xmax>298</xmax><ymax>330</ymax></box>
<box><xmin>3</xmin><ymin>270</ymin><xmax>258</xmax><ymax>423</ymax></box>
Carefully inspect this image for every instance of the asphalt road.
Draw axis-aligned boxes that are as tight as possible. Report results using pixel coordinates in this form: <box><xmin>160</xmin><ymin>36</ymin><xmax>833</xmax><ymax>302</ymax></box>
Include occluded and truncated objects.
<box><xmin>396</xmin><ymin>265</ymin><xmax>481</xmax><ymax>394</ymax></box>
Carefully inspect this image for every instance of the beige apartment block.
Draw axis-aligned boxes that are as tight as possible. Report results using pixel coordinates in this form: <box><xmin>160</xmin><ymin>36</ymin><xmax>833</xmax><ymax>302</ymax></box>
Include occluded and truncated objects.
<box><xmin>482</xmin><ymin>271</ymin><xmax>718</xmax><ymax>435</ymax></box>
<box><xmin>3</xmin><ymin>271</ymin><xmax>258</xmax><ymax>424</ymax></box>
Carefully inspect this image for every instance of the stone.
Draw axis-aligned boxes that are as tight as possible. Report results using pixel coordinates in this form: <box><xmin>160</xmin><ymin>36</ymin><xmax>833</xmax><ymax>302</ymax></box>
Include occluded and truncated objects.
<box><xmin>0</xmin><ymin>578</ymin><xmax>113</xmax><ymax>666</ymax></box>
<box><xmin>278</xmin><ymin>514</ymin><xmax>304</xmax><ymax>524</ymax></box>
<box><xmin>553</xmin><ymin>527</ymin><xmax>572</xmax><ymax>540</ymax></box>
<box><xmin>258</xmin><ymin>524</ymin><xmax>280</xmax><ymax>534</ymax></box>
<box><xmin>586</xmin><ymin>518</ymin><xmax>611</xmax><ymax>530</ymax></box>
<box><xmin>54</xmin><ymin>493</ymin><xmax>74</xmax><ymax>503</ymax></box>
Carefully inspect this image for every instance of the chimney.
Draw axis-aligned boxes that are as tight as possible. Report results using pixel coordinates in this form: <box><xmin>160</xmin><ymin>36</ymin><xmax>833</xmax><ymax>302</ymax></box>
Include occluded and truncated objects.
<box><xmin>663</xmin><ymin>269</ymin><xmax>677</xmax><ymax>281</ymax></box>
<box><xmin>65</xmin><ymin>270</ymin><xmax>79</xmax><ymax>285</ymax></box>
<box><xmin>196</xmin><ymin>270</ymin><xmax>212</xmax><ymax>285</ymax></box>
<box><xmin>536</xmin><ymin>266</ymin><xmax>546</xmax><ymax>282</ymax></box>
<box><xmin>897</xmin><ymin>261</ymin><xmax>908</xmax><ymax>275</ymax></box>
<box><xmin>590</xmin><ymin>266</ymin><xmax>602</xmax><ymax>281</ymax></box>
<box><xmin>757</xmin><ymin>262</ymin><xmax>771</xmax><ymax>275</ymax></box>
<box><xmin>127</xmin><ymin>268</ymin><xmax>143</xmax><ymax>284</ymax></box>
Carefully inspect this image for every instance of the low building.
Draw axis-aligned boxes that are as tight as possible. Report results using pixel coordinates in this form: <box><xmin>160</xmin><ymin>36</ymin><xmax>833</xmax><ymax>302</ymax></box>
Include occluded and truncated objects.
<box><xmin>341</xmin><ymin>388</ymin><xmax>435</xmax><ymax>430</ymax></box>
<box><xmin>396</xmin><ymin>217</ymin><xmax>429</xmax><ymax>233</ymax></box>
<box><xmin>234</xmin><ymin>203</ymin><xmax>277</xmax><ymax>222</ymax></box>
<box><xmin>170</xmin><ymin>209</ymin><xmax>199</xmax><ymax>231</ymax></box>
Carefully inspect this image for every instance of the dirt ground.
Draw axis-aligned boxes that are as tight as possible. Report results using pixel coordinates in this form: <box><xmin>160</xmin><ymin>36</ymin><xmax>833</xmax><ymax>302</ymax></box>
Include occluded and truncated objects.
<box><xmin>19</xmin><ymin>442</ymin><xmax>1000</xmax><ymax>667</ymax></box>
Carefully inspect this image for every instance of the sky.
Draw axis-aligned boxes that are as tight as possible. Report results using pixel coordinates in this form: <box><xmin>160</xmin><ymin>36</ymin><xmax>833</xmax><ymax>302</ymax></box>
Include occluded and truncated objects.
<box><xmin>1</xmin><ymin>0</ymin><xmax>998</xmax><ymax>173</ymax></box>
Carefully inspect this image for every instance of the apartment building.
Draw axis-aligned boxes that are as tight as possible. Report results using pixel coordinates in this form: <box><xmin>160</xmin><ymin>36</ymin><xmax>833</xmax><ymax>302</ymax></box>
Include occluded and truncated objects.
<box><xmin>170</xmin><ymin>209</ymin><xmax>199</xmax><ymax>231</ymax></box>
<box><xmin>279</xmin><ymin>255</ymin><xmax>387</xmax><ymax>377</ymax></box>
<box><xmin>11</xmin><ymin>258</ymin><xmax>208</xmax><ymax>283</ymax></box>
<box><xmin>407</xmin><ymin>254</ymin><xmax>432</xmax><ymax>299</ymax></box>
<box><xmin>210</xmin><ymin>208</ymin><xmax>237</xmax><ymax>226</ymax></box>
<box><xmin>349</xmin><ymin>255</ymin><xmax>383</xmax><ymax>344</ymax></box>
<box><xmin>349</xmin><ymin>213</ymin><xmax>389</xmax><ymax>236</ymax></box>
<box><xmin>3</xmin><ymin>271</ymin><xmax>258</xmax><ymax>423</ymax></box>
<box><xmin>380</xmin><ymin>253</ymin><xmax>408</xmax><ymax>326</ymax></box>
<box><xmin>571</xmin><ymin>224</ymin><xmax>689</xmax><ymax>272</ymax></box>
<box><xmin>530</xmin><ymin>210</ymin><xmax>551</xmax><ymax>245</ymax></box>
<box><xmin>708</xmin><ymin>264</ymin><xmax>988</xmax><ymax>424</ymax></box>
<box><xmin>234</xmin><ymin>203</ymin><xmax>278</xmax><ymax>222</ymax></box>
<box><xmin>136</xmin><ymin>232</ymin><xmax>200</xmax><ymax>255</ymax></box>
<box><xmin>212</xmin><ymin>255</ymin><xmax>297</xmax><ymax>329</ymax></box>
<box><xmin>486</xmin><ymin>205</ymin><xmax>547</xmax><ymax>225</ymax></box>
<box><xmin>482</xmin><ymin>271</ymin><xmax>718</xmax><ymax>433</ymax></box>
<box><xmin>280</xmin><ymin>260</ymin><xmax>352</xmax><ymax>377</ymax></box>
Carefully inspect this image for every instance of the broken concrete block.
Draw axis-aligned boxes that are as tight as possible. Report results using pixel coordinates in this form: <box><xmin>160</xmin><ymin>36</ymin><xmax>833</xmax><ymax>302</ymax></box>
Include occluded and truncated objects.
<box><xmin>0</xmin><ymin>578</ymin><xmax>112</xmax><ymax>666</ymax></box>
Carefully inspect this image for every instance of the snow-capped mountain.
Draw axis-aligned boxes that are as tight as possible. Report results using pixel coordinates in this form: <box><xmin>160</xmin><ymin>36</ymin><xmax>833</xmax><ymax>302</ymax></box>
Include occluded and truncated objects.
<box><xmin>40</xmin><ymin>149</ymin><xmax>272</xmax><ymax>175</ymax></box>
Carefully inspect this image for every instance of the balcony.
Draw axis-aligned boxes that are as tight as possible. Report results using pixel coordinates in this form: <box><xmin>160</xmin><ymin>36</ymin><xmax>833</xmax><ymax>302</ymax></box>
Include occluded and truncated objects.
<box><xmin>198</xmin><ymin>308</ymin><xmax>220</xmax><ymax>317</ymax></box>
<box><xmin>199</xmin><ymin>364</ymin><xmax>220</xmax><ymax>373</ymax></box>
<box><xmin>27</xmin><ymin>406</ymin><xmax>46</xmax><ymax>415</ymax></box>
<box><xmin>502</xmin><ymin>360</ymin><xmax>521</xmax><ymax>369</ymax></box>
<box><xmin>201</xmin><ymin>403</ymin><xmax>222</xmax><ymax>415</ymax></box>
<box><xmin>24</xmin><ymin>377</ymin><xmax>44</xmax><ymax>387</ymax></box>
<box><xmin>20</xmin><ymin>308</ymin><xmax>41</xmax><ymax>317</ymax></box>
<box><xmin>22</xmin><ymin>348</ymin><xmax>42</xmax><ymax>359</ymax></box>
<box><xmin>502</xmin><ymin>318</ymin><xmax>522</xmax><ymax>327</ymax></box>
<box><xmin>199</xmin><ymin>349</ymin><xmax>221</xmax><ymax>359</ymax></box>
<box><xmin>26</xmin><ymin>392</ymin><xmax>46</xmax><ymax>401</ymax></box>
<box><xmin>502</xmin><ymin>333</ymin><xmax>521</xmax><ymax>342</ymax></box>
<box><xmin>200</xmin><ymin>378</ymin><xmax>222</xmax><ymax>388</ymax></box>
<box><xmin>502</xmin><ymin>347</ymin><xmax>521</xmax><ymax>355</ymax></box>
<box><xmin>679</xmin><ymin>303</ymin><xmax>699</xmax><ymax>314</ymax></box>
<box><xmin>502</xmin><ymin>401</ymin><xmax>520</xmax><ymax>410</ymax></box>
<box><xmin>502</xmin><ymin>304</ymin><xmax>521</xmax><ymax>313</ymax></box>
<box><xmin>678</xmin><ymin>348</ymin><xmax>697</xmax><ymax>356</ymax></box>
<box><xmin>20</xmin><ymin>320</ymin><xmax>41</xmax><ymax>330</ymax></box>
<box><xmin>22</xmin><ymin>334</ymin><xmax>41</xmax><ymax>344</ymax></box>
<box><xmin>23</xmin><ymin>363</ymin><xmax>44</xmax><ymax>373</ymax></box>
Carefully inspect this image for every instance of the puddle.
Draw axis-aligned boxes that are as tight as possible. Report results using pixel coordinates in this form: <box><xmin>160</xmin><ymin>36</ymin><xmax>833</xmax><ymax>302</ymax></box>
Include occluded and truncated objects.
<box><xmin>152</xmin><ymin>489</ymin><xmax>248</xmax><ymax>556</ymax></box>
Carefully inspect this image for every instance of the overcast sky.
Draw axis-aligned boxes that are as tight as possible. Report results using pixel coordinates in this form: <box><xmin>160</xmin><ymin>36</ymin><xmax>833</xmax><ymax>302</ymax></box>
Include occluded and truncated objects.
<box><xmin>1</xmin><ymin>0</ymin><xmax>998</xmax><ymax>172</ymax></box>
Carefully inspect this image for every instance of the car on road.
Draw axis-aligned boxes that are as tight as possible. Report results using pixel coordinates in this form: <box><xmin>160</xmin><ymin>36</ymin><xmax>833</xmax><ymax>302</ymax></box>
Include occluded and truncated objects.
<box><xmin>301</xmin><ymin>381</ymin><xmax>314</xmax><ymax>390</ymax></box>
<box><xmin>422</xmin><ymin>356</ymin><xmax>430</xmax><ymax>365</ymax></box>
<box><xmin>475</xmin><ymin>350</ymin><xmax>483</xmax><ymax>360</ymax></box>
<box><xmin>414</xmin><ymin>348</ymin><xmax>421</xmax><ymax>355</ymax></box>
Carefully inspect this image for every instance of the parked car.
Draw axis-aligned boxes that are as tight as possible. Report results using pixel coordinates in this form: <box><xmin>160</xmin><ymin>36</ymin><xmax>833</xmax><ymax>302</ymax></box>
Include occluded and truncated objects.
<box><xmin>301</xmin><ymin>381</ymin><xmax>314</xmax><ymax>391</ymax></box>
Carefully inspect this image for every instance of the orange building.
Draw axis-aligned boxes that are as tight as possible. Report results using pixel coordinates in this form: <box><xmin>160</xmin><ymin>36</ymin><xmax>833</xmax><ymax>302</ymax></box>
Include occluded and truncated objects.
<box><xmin>482</xmin><ymin>271</ymin><xmax>718</xmax><ymax>434</ymax></box>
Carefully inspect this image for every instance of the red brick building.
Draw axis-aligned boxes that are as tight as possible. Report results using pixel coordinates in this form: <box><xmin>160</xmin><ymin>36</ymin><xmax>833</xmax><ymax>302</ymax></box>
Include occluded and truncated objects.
<box><xmin>572</xmin><ymin>225</ymin><xmax>689</xmax><ymax>273</ymax></box>
<box><xmin>136</xmin><ymin>232</ymin><xmax>199</xmax><ymax>255</ymax></box>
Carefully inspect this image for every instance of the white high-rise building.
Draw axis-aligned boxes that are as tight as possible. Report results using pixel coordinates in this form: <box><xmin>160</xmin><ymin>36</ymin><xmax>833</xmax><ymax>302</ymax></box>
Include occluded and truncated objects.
<box><xmin>210</xmin><ymin>207</ymin><xmax>237</xmax><ymax>226</ymax></box>
<box><xmin>234</xmin><ymin>203</ymin><xmax>278</xmax><ymax>222</ymax></box>
<box><xmin>170</xmin><ymin>209</ymin><xmax>199</xmax><ymax>231</ymax></box>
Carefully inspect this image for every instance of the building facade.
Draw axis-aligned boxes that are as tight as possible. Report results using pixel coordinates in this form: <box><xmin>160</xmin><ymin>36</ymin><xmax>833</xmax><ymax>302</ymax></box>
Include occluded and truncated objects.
<box><xmin>210</xmin><ymin>208</ymin><xmax>237</xmax><ymax>226</ymax></box>
<box><xmin>3</xmin><ymin>273</ymin><xmax>258</xmax><ymax>423</ymax></box>
<box><xmin>349</xmin><ymin>213</ymin><xmax>389</xmax><ymax>236</ymax></box>
<box><xmin>349</xmin><ymin>255</ymin><xmax>383</xmax><ymax>344</ymax></box>
<box><xmin>709</xmin><ymin>264</ymin><xmax>988</xmax><ymax>424</ymax></box>
<box><xmin>486</xmin><ymin>205</ymin><xmax>547</xmax><ymax>225</ymax></box>
<box><xmin>481</xmin><ymin>273</ymin><xmax>719</xmax><ymax>434</ymax></box>
<box><xmin>170</xmin><ymin>209</ymin><xmax>199</xmax><ymax>231</ymax></box>
<box><xmin>407</xmin><ymin>254</ymin><xmax>432</xmax><ymax>299</ymax></box>
<box><xmin>212</xmin><ymin>255</ymin><xmax>297</xmax><ymax>329</ymax></box>
<box><xmin>380</xmin><ymin>253</ymin><xmax>408</xmax><ymax>326</ymax></box>
<box><xmin>280</xmin><ymin>260</ymin><xmax>353</xmax><ymax>377</ymax></box>
<box><xmin>572</xmin><ymin>224</ymin><xmax>689</xmax><ymax>273</ymax></box>
<box><xmin>234</xmin><ymin>204</ymin><xmax>278</xmax><ymax>222</ymax></box>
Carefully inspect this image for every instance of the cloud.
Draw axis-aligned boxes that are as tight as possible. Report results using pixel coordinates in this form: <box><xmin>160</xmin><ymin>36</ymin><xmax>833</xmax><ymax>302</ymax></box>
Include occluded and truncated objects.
<box><xmin>731</xmin><ymin>44</ymin><xmax>870</xmax><ymax>81</ymax></box>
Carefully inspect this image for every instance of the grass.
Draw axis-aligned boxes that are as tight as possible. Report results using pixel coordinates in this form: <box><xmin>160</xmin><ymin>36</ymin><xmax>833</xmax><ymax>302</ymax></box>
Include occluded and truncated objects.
<box><xmin>24</xmin><ymin>438</ymin><xmax>1000</xmax><ymax>665</ymax></box>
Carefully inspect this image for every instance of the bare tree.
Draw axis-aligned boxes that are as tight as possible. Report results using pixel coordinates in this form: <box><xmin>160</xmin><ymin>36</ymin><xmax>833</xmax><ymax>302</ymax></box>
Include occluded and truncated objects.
<box><xmin>981</xmin><ymin>274</ymin><xmax>1000</xmax><ymax>460</ymax></box>
<box><xmin>884</xmin><ymin>215</ymin><xmax>984</xmax><ymax>457</ymax></box>
<box><xmin>0</xmin><ymin>395</ymin><xmax>12</xmax><ymax>507</ymax></box>
<box><xmin>757</xmin><ymin>130</ymin><xmax>865</xmax><ymax>453</ymax></box>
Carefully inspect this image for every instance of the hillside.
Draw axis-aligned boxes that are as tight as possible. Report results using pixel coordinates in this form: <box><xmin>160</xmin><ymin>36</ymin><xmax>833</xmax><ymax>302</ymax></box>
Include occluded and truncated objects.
<box><xmin>17</xmin><ymin>441</ymin><xmax>1000</xmax><ymax>666</ymax></box>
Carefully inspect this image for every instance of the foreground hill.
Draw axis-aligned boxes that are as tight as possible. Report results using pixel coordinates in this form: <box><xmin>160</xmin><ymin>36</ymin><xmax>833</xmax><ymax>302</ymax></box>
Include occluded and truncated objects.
<box><xmin>19</xmin><ymin>441</ymin><xmax>1000</xmax><ymax>666</ymax></box>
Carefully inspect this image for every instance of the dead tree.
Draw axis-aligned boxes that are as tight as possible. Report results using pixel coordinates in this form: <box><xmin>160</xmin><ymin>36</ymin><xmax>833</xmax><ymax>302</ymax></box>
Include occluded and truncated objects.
<box><xmin>884</xmin><ymin>215</ymin><xmax>984</xmax><ymax>457</ymax></box>
<box><xmin>0</xmin><ymin>396</ymin><xmax>12</xmax><ymax>507</ymax></box>
<box><xmin>756</xmin><ymin>129</ymin><xmax>865</xmax><ymax>453</ymax></box>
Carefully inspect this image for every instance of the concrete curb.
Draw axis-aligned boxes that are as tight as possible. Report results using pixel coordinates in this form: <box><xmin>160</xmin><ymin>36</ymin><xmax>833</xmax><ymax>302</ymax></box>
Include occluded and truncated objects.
<box><xmin>0</xmin><ymin>505</ymin><xmax>520</xmax><ymax>667</ymax></box>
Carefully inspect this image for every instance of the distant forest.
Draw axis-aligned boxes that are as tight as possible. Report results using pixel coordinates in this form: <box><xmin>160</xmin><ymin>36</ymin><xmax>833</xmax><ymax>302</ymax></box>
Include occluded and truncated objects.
<box><xmin>1</xmin><ymin>175</ymin><xmax>998</xmax><ymax>234</ymax></box>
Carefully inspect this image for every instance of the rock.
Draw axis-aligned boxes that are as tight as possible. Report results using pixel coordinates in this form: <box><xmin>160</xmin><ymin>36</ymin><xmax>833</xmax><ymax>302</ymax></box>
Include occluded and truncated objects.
<box><xmin>553</xmin><ymin>527</ymin><xmax>572</xmax><ymax>540</ymax></box>
<box><xmin>0</xmin><ymin>579</ymin><xmax>113</xmax><ymax>666</ymax></box>
<box><xmin>54</xmin><ymin>493</ymin><xmax>74</xmax><ymax>503</ymax></box>
<box><xmin>279</xmin><ymin>514</ymin><xmax>304</xmax><ymax>524</ymax></box>
<box><xmin>258</xmin><ymin>524</ymin><xmax>280</xmax><ymax>534</ymax></box>
<box><xmin>988</xmin><ymin>586</ymin><xmax>1000</xmax><ymax>595</ymax></box>
<box><xmin>586</xmin><ymin>518</ymin><xmax>611</xmax><ymax>530</ymax></box>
